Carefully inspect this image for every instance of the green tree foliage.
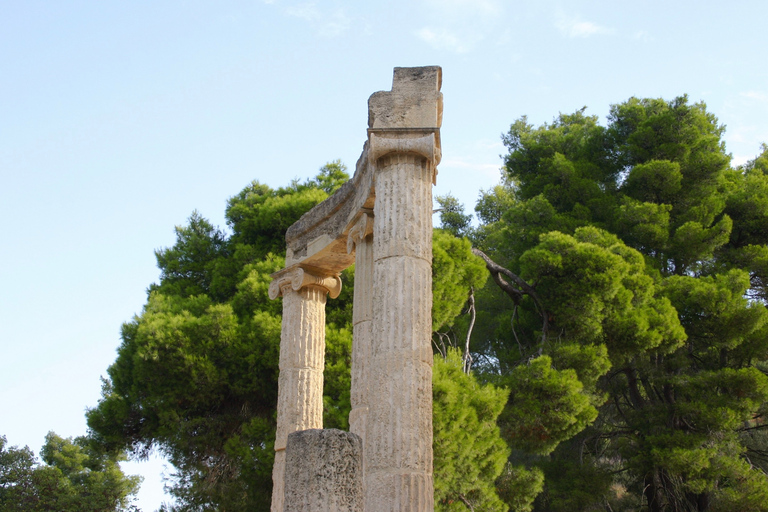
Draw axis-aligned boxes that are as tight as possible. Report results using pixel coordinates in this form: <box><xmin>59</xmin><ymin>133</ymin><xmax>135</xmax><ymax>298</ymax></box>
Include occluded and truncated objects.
<box><xmin>432</xmin><ymin>229</ymin><xmax>488</xmax><ymax>333</ymax></box>
<box><xmin>0</xmin><ymin>433</ymin><xmax>140</xmax><ymax>512</ymax></box>
<box><xmin>433</xmin><ymin>349</ymin><xmax>509</xmax><ymax>511</ymax></box>
<box><xmin>469</xmin><ymin>96</ymin><xmax>768</xmax><ymax>511</ymax></box>
<box><xmin>435</xmin><ymin>194</ymin><xmax>473</xmax><ymax>239</ymax></box>
<box><xmin>495</xmin><ymin>462</ymin><xmax>544</xmax><ymax>512</ymax></box>
<box><xmin>311</xmin><ymin>159</ymin><xmax>349</xmax><ymax>194</ymax></box>
<box><xmin>89</xmin><ymin>162</ymin><xmax>500</xmax><ymax>510</ymax></box>
<box><xmin>88</xmin><ymin>163</ymin><xmax>353</xmax><ymax>511</ymax></box>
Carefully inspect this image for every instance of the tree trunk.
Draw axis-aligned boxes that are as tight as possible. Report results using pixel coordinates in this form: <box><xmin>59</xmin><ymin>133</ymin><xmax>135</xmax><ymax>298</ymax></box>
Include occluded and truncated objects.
<box><xmin>644</xmin><ymin>471</ymin><xmax>664</xmax><ymax>512</ymax></box>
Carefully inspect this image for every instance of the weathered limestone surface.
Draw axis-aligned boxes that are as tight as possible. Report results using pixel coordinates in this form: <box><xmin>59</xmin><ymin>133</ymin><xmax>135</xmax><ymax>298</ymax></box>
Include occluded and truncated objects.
<box><xmin>283</xmin><ymin>67</ymin><xmax>442</xmax><ymax>273</ymax></box>
<box><xmin>269</xmin><ymin>269</ymin><xmax>341</xmax><ymax>512</ymax></box>
<box><xmin>270</xmin><ymin>66</ymin><xmax>441</xmax><ymax>511</ymax></box>
<box><xmin>347</xmin><ymin>213</ymin><xmax>374</xmax><ymax>453</ymax></box>
<box><xmin>284</xmin><ymin>146</ymin><xmax>375</xmax><ymax>273</ymax></box>
<box><xmin>284</xmin><ymin>429</ymin><xmax>363</xmax><ymax>512</ymax></box>
<box><xmin>368</xmin><ymin>67</ymin><xmax>443</xmax><ymax>130</ymax></box>
<box><xmin>365</xmin><ymin>152</ymin><xmax>436</xmax><ymax>512</ymax></box>
<box><xmin>362</xmin><ymin>67</ymin><xmax>440</xmax><ymax>512</ymax></box>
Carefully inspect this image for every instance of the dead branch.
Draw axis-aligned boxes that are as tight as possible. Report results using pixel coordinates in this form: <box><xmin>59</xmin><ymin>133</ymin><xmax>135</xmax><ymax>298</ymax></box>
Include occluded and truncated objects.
<box><xmin>457</xmin><ymin>494</ymin><xmax>475</xmax><ymax>511</ymax></box>
<box><xmin>463</xmin><ymin>287</ymin><xmax>476</xmax><ymax>374</ymax></box>
<box><xmin>471</xmin><ymin>248</ymin><xmax>524</xmax><ymax>304</ymax></box>
<box><xmin>472</xmin><ymin>247</ymin><xmax>550</xmax><ymax>341</ymax></box>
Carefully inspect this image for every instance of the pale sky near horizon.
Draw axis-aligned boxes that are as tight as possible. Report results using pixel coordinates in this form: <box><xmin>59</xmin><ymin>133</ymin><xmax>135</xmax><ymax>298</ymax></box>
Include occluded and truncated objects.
<box><xmin>1</xmin><ymin>1</ymin><xmax>767</xmax><ymax>510</ymax></box>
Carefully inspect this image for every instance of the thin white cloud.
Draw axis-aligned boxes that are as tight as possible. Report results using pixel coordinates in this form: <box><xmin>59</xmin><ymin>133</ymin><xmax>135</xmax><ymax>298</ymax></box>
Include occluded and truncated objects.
<box><xmin>731</xmin><ymin>129</ymin><xmax>747</xmax><ymax>144</ymax></box>
<box><xmin>416</xmin><ymin>27</ymin><xmax>472</xmax><ymax>54</ymax></box>
<box><xmin>495</xmin><ymin>29</ymin><xmax>513</xmax><ymax>46</ymax></box>
<box><xmin>416</xmin><ymin>0</ymin><xmax>505</xmax><ymax>54</ymax></box>
<box><xmin>730</xmin><ymin>124</ymin><xmax>768</xmax><ymax>145</ymax></box>
<box><xmin>741</xmin><ymin>91</ymin><xmax>768</xmax><ymax>103</ymax></box>
<box><xmin>440</xmin><ymin>158</ymin><xmax>501</xmax><ymax>178</ymax></box>
<box><xmin>732</xmin><ymin>155</ymin><xmax>751</xmax><ymax>167</ymax></box>
<box><xmin>555</xmin><ymin>13</ymin><xmax>613</xmax><ymax>38</ymax></box>
<box><xmin>720</xmin><ymin>92</ymin><xmax>768</xmax><ymax>163</ymax></box>
<box><xmin>276</xmin><ymin>1</ymin><xmax>351</xmax><ymax>37</ymax></box>
<box><xmin>472</xmin><ymin>139</ymin><xmax>505</xmax><ymax>151</ymax></box>
<box><xmin>318</xmin><ymin>9</ymin><xmax>349</xmax><ymax>37</ymax></box>
<box><xmin>424</xmin><ymin>0</ymin><xmax>503</xmax><ymax>17</ymax></box>
<box><xmin>633</xmin><ymin>30</ymin><xmax>653</xmax><ymax>42</ymax></box>
<box><xmin>284</xmin><ymin>2</ymin><xmax>319</xmax><ymax>21</ymax></box>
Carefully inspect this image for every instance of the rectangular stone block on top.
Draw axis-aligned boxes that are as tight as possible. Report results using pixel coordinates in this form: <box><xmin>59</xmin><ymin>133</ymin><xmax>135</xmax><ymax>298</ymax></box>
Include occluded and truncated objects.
<box><xmin>368</xmin><ymin>67</ymin><xmax>443</xmax><ymax>130</ymax></box>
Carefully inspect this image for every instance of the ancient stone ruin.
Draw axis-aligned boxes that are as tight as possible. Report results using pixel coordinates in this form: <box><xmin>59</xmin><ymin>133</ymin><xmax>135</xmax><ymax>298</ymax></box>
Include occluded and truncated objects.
<box><xmin>268</xmin><ymin>66</ymin><xmax>442</xmax><ymax>511</ymax></box>
<box><xmin>283</xmin><ymin>429</ymin><xmax>364</xmax><ymax>511</ymax></box>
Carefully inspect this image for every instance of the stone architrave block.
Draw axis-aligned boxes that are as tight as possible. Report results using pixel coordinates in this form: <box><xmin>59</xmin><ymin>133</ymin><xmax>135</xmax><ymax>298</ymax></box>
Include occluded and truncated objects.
<box><xmin>283</xmin><ymin>429</ymin><xmax>363</xmax><ymax>512</ymax></box>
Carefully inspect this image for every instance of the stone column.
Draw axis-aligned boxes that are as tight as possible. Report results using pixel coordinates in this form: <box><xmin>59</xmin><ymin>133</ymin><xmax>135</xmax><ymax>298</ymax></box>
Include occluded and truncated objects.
<box><xmin>269</xmin><ymin>267</ymin><xmax>342</xmax><ymax>512</ymax></box>
<box><xmin>284</xmin><ymin>429</ymin><xmax>363</xmax><ymax>512</ymax></box>
<box><xmin>347</xmin><ymin>213</ymin><xmax>374</xmax><ymax>469</ymax></box>
<box><xmin>365</xmin><ymin>142</ymin><xmax>437</xmax><ymax>511</ymax></box>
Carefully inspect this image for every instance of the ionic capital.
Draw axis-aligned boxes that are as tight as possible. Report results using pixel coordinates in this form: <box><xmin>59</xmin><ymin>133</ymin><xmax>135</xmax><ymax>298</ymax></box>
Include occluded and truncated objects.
<box><xmin>368</xmin><ymin>130</ymin><xmax>441</xmax><ymax>185</ymax></box>
<box><xmin>368</xmin><ymin>131</ymin><xmax>441</xmax><ymax>166</ymax></box>
<box><xmin>269</xmin><ymin>266</ymin><xmax>342</xmax><ymax>300</ymax></box>
<box><xmin>347</xmin><ymin>212</ymin><xmax>374</xmax><ymax>254</ymax></box>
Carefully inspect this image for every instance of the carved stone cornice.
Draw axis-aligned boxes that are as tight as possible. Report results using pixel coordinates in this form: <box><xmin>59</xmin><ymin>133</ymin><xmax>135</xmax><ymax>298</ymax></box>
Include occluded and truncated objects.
<box><xmin>346</xmin><ymin>212</ymin><xmax>374</xmax><ymax>254</ymax></box>
<box><xmin>268</xmin><ymin>266</ymin><xmax>342</xmax><ymax>300</ymax></box>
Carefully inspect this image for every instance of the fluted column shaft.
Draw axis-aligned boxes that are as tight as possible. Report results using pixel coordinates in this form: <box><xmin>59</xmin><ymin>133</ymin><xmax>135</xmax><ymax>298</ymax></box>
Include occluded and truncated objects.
<box><xmin>348</xmin><ymin>214</ymin><xmax>374</xmax><ymax>470</ymax></box>
<box><xmin>366</xmin><ymin>153</ymin><xmax>434</xmax><ymax>511</ymax></box>
<box><xmin>270</xmin><ymin>269</ymin><xmax>341</xmax><ymax>512</ymax></box>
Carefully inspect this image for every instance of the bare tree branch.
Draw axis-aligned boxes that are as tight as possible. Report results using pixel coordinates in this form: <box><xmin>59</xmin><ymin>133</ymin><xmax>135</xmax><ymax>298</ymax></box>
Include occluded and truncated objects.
<box><xmin>471</xmin><ymin>248</ymin><xmax>524</xmax><ymax>303</ymax></box>
<box><xmin>457</xmin><ymin>493</ymin><xmax>475</xmax><ymax>511</ymax></box>
<box><xmin>472</xmin><ymin>247</ymin><xmax>550</xmax><ymax>341</ymax></box>
<box><xmin>463</xmin><ymin>287</ymin><xmax>476</xmax><ymax>374</ymax></box>
<box><xmin>511</xmin><ymin>304</ymin><xmax>524</xmax><ymax>357</ymax></box>
<box><xmin>433</xmin><ymin>332</ymin><xmax>450</xmax><ymax>360</ymax></box>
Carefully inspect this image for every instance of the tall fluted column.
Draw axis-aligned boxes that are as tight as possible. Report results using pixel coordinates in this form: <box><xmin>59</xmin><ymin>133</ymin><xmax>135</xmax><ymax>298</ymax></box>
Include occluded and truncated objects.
<box><xmin>347</xmin><ymin>213</ymin><xmax>374</xmax><ymax>467</ymax></box>
<box><xmin>366</xmin><ymin>149</ymin><xmax>436</xmax><ymax>511</ymax></box>
<box><xmin>269</xmin><ymin>268</ymin><xmax>341</xmax><ymax>512</ymax></box>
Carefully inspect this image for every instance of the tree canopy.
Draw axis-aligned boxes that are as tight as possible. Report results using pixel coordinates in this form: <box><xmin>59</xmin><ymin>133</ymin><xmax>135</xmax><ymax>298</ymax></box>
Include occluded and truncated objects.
<box><xmin>433</xmin><ymin>349</ymin><xmax>509</xmax><ymax>511</ymax></box>
<box><xmin>86</xmin><ymin>96</ymin><xmax>768</xmax><ymax>511</ymax></box>
<box><xmin>466</xmin><ymin>96</ymin><xmax>768</xmax><ymax>511</ymax></box>
<box><xmin>0</xmin><ymin>433</ymin><xmax>140</xmax><ymax>512</ymax></box>
<box><xmin>87</xmin><ymin>163</ymin><xmax>355</xmax><ymax>511</ymax></box>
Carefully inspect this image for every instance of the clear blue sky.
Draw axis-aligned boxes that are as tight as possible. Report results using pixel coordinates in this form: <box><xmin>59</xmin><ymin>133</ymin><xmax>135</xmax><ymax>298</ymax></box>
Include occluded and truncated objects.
<box><xmin>1</xmin><ymin>1</ymin><xmax>766</xmax><ymax>509</ymax></box>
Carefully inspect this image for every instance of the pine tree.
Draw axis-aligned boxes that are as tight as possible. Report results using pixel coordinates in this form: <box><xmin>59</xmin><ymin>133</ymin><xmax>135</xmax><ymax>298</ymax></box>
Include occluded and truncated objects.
<box><xmin>433</xmin><ymin>349</ymin><xmax>509</xmax><ymax>511</ymax></box>
<box><xmin>470</xmin><ymin>97</ymin><xmax>768</xmax><ymax>511</ymax></box>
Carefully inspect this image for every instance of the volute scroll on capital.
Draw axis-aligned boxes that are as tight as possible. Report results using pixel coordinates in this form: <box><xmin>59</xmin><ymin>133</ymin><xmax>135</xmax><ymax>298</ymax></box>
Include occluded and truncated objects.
<box><xmin>367</xmin><ymin>130</ymin><xmax>442</xmax><ymax>185</ymax></box>
<box><xmin>268</xmin><ymin>266</ymin><xmax>342</xmax><ymax>300</ymax></box>
<box><xmin>346</xmin><ymin>212</ymin><xmax>374</xmax><ymax>254</ymax></box>
<box><xmin>368</xmin><ymin>131</ymin><xmax>441</xmax><ymax>164</ymax></box>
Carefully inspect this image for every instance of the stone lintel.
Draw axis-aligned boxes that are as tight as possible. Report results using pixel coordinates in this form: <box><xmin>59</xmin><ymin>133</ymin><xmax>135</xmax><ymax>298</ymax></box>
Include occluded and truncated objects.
<box><xmin>282</xmin><ymin>67</ymin><xmax>442</xmax><ymax>275</ymax></box>
<box><xmin>284</xmin><ymin>143</ymin><xmax>375</xmax><ymax>271</ymax></box>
